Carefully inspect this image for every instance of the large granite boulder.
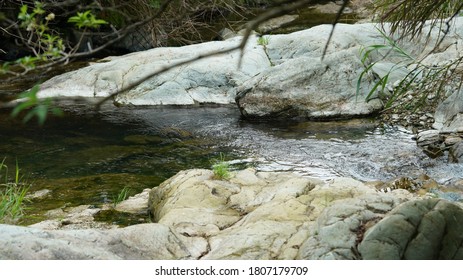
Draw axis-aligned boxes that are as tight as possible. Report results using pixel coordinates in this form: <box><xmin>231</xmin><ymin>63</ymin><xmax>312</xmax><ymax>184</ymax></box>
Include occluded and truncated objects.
<box><xmin>235</xmin><ymin>48</ymin><xmax>383</xmax><ymax>119</ymax></box>
<box><xmin>235</xmin><ymin>23</ymin><xmax>385</xmax><ymax>119</ymax></box>
<box><xmin>235</xmin><ymin>17</ymin><xmax>463</xmax><ymax>119</ymax></box>
<box><xmin>38</xmin><ymin>35</ymin><xmax>269</xmax><ymax>105</ymax></box>
<box><xmin>148</xmin><ymin>168</ymin><xmax>414</xmax><ymax>259</ymax></box>
<box><xmin>34</xmin><ymin>17</ymin><xmax>463</xmax><ymax>119</ymax></box>
<box><xmin>297</xmin><ymin>192</ymin><xmax>410</xmax><ymax>260</ymax></box>
<box><xmin>358</xmin><ymin>199</ymin><xmax>463</xmax><ymax>259</ymax></box>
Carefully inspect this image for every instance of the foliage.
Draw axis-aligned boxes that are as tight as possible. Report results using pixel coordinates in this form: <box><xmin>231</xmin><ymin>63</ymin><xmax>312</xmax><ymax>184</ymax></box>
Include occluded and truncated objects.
<box><xmin>9</xmin><ymin>2</ymin><xmax>108</xmax><ymax>65</ymax></box>
<box><xmin>0</xmin><ymin>159</ymin><xmax>30</xmax><ymax>224</ymax></box>
<box><xmin>68</xmin><ymin>10</ymin><xmax>108</xmax><ymax>29</ymax></box>
<box><xmin>373</xmin><ymin>0</ymin><xmax>463</xmax><ymax>40</ymax></box>
<box><xmin>1</xmin><ymin>2</ymin><xmax>108</xmax><ymax>124</ymax></box>
<box><xmin>1</xmin><ymin>0</ymin><xmax>250</xmax><ymax>123</ymax></box>
<box><xmin>112</xmin><ymin>186</ymin><xmax>131</xmax><ymax>207</ymax></box>
<box><xmin>10</xmin><ymin>84</ymin><xmax>63</xmax><ymax>126</ymax></box>
<box><xmin>15</xmin><ymin>2</ymin><xmax>66</xmax><ymax>62</ymax></box>
<box><xmin>358</xmin><ymin>1</ymin><xmax>463</xmax><ymax>111</ymax></box>
<box><xmin>257</xmin><ymin>35</ymin><xmax>270</xmax><ymax>46</ymax></box>
<box><xmin>212</xmin><ymin>153</ymin><xmax>231</xmax><ymax>180</ymax></box>
<box><xmin>357</xmin><ymin>28</ymin><xmax>414</xmax><ymax>104</ymax></box>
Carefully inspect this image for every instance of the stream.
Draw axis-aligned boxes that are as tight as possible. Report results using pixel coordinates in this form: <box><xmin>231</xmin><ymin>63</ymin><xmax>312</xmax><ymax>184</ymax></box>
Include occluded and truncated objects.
<box><xmin>1</xmin><ymin>101</ymin><xmax>462</xmax><ymax>225</ymax></box>
<box><xmin>1</xmin><ymin>2</ymin><xmax>462</xmax><ymax>226</ymax></box>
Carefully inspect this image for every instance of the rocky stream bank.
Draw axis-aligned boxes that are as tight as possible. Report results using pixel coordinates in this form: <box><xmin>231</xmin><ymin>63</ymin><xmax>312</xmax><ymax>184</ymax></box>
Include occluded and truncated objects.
<box><xmin>2</xmin><ymin>168</ymin><xmax>463</xmax><ymax>259</ymax></box>
<box><xmin>1</xmin><ymin>15</ymin><xmax>463</xmax><ymax>259</ymax></box>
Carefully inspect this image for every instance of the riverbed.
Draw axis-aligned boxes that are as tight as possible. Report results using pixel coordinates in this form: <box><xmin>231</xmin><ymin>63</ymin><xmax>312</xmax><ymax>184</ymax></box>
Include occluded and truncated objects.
<box><xmin>1</xmin><ymin>101</ymin><xmax>462</xmax><ymax>225</ymax></box>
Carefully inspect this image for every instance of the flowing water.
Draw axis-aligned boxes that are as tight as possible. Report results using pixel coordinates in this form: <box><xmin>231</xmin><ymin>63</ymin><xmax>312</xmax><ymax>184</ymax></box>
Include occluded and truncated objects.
<box><xmin>1</xmin><ymin>101</ymin><xmax>462</xmax><ymax>225</ymax></box>
<box><xmin>0</xmin><ymin>3</ymin><xmax>461</xmax><ymax>225</ymax></box>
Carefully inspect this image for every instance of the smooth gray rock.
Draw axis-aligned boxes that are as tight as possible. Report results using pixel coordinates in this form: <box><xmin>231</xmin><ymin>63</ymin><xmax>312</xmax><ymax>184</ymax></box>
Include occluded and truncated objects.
<box><xmin>149</xmin><ymin>169</ymin><xmax>415</xmax><ymax>260</ymax></box>
<box><xmin>0</xmin><ymin>223</ymin><xmax>192</xmax><ymax>259</ymax></box>
<box><xmin>38</xmin><ymin>35</ymin><xmax>270</xmax><ymax>105</ymax></box>
<box><xmin>236</xmin><ymin>17</ymin><xmax>463</xmax><ymax>119</ymax></box>
<box><xmin>358</xmin><ymin>199</ymin><xmax>463</xmax><ymax>259</ymax></box>
<box><xmin>416</xmin><ymin>129</ymin><xmax>440</xmax><ymax>147</ymax></box>
<box><xmin>257</xmin><ymin>14</ymin><xmax>299</xmax><ymax>33</ymax></box>
<box><xmin>449</xmin><ymin>141</ymin><xmax>463</xmax><ymax>163</ymax></box>
<box><xmin>236</xmin><ymin>48</ymin><xmax>383</xmax><ymax>119</ymax></box>
<box><xmin>0</xmin><ymin>169</ymin><xmax>427</xmax><ymax>260</ymax></box>
<box><xmin>433</xmin><ymin>89</ymin><xmax>463</xmax><ymax>132</ymax></box>
<box><xmin>115</xmin><ymin>188</ymin><xmax>150</xmax><ymax>214</ymax></box>
<box><xmin>33</xmin><ymin>17</ymin><xmax>463</xmax><ymax>120</ymax></box>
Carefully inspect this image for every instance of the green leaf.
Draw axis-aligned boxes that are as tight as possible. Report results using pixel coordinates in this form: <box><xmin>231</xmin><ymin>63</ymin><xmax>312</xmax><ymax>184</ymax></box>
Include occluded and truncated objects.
<box><xmin>33</xmin><ymin>2</ymin><xmax>45</xmax><ymax>15</ymax></box>
<box><xmin>11</xmin><ymin>85</ymin><xmax>63</xmax><ymax>125</ymax></box>
<box><xmin>32</xmin><ymin>104</ymin><xmax>48</xmax><ymax>126</ymax></box>
<box><xmin>16</xmin><ymin>56</ymin><xmax>39</xmax><ymax>69</ymax></box>
<box><xmin>11</xmin><ymin>85</ymin><xmax>40</xmax><ymax>118</ymax></box>
<box><xmin>68</xmin><ymin>10</ymin><xmax>108</xmax><ymax>29</ymax></box>
<box><xmin>18</xmin><ymin>5</ymin><xmax>29</xmax><ymax>21</ymax></box>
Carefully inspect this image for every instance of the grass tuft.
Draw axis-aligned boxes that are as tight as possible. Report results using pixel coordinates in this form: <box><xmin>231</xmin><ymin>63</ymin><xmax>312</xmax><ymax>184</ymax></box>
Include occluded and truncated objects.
<box><xmin>212</xmin><ymin>153</ymin><xmax>231</xmax><ymax>180</ymax></box>
<box><xmin>0</xmin><ymin>158</ymin><xmax>29</xmax><ymax>224</ymax></box>
<box><xmin>112</xmin><ymin>186</ymin><xmax>131</xmax><ymax>207</ymax></box>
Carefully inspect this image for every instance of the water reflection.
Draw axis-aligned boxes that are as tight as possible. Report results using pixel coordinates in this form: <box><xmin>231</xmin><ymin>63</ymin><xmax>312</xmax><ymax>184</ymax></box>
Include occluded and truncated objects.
<box><xmin>1</xmin><ymin>103</ymin><xmax>462</xmax><ymax>224</ymax></box>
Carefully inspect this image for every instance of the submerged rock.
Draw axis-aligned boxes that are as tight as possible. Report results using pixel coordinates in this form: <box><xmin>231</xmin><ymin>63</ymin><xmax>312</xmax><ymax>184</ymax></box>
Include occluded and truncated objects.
<box><xmin>257</xmin><ymin>14</ymin><xmax>299</xmax><ymax>33</ymax></box>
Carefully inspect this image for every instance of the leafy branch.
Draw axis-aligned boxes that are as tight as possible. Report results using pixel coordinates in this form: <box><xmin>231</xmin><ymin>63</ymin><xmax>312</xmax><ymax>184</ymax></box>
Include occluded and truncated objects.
<box><xmin>357</xmin><ymin>27</ymin><xmax>463</xmax><ymax>112</ymax></box>
<box><xmin>10</xmin><ymin>84</ymin><xmax>63</xmax><ymax>125</ymax></box>
<box><xmin>68</xmin><ymin>10</ymin><xmax>108</xmax><ymax>29</ymax></box>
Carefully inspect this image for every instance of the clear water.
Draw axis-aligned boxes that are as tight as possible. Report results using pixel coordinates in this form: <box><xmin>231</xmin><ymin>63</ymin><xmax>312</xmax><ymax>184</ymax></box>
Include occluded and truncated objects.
<box><xmin>1</xmin><ymin>102</ymin><xmax>462</xmax><ymax>225</ymax></box>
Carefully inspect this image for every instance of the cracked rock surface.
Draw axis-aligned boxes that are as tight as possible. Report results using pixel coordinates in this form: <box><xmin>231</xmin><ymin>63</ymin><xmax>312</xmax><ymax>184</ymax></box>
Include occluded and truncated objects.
<box><xmin>358</xmin><ymin>199</ymin><xmax>463</xmax><ymax>259</ymax></box>
<box><xmin>2</xmin><ymin>168</ymin><xmax>462</xmax><ymax>259</ymax></box>
<box><xmin>148</xmin><ymin>168</ymin><xmax>416</xmax><ymax>259</ymax></box>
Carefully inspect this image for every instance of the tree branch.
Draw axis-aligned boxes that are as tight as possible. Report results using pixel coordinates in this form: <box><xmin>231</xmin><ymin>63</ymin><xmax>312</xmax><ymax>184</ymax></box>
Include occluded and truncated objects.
<box><xmin>96</xmin><ymin>0</ymin><xmax>346</xmax><ymax>108</ymax></box>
